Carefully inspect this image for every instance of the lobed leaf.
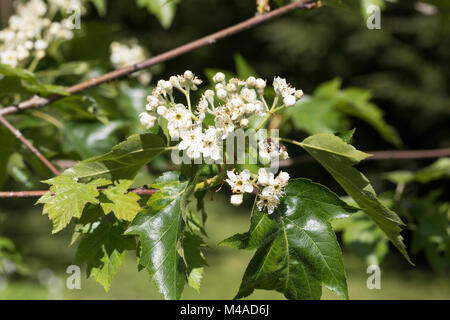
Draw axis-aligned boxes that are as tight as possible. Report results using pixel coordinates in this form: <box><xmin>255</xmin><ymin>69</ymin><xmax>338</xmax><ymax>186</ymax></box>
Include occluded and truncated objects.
<box><xmin>37</xmin><ymin>176</ymin><xmax>110</xmax><ymax>233</ymax></box>
<box><xmin>75</xmin><ymin>220</ymin><xmax>135</xmax><ymax>291</ymax></box>
<box><xmin>101</xmin><ymin>180</ymin><xmax>141</xmax><ymax>221</ymax></box>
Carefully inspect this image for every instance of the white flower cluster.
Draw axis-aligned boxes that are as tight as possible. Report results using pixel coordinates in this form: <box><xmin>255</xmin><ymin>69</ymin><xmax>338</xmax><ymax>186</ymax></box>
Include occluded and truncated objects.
<box><xmin>226</xmin><ymin>168</ymin><xmax>290</xmax><ymax>214</ymax></box>
<box><xmin>110</xmin><ymin>40</ymin><xmax>152</xmax><ymax>85</ymax></box>
<box><xmin>0</xmin><ymin>0</ymin><xmax>84</xmax><ymax>68</ymax></box>
<box><xmin>139</xmin><ymin>71</ymin><xmax>304</xmax><ymax>163</ymax></box>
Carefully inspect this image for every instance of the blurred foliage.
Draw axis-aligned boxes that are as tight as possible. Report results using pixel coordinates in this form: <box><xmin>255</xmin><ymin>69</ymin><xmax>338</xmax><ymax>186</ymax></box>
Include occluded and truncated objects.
<box><xmin>0</xmin><ymin>0</ymin><xmax>449</xmax><ymax>298</ymax></box>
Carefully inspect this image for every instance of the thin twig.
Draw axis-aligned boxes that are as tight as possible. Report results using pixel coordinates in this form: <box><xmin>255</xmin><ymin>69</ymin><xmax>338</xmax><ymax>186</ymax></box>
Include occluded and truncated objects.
<box><xmin>0</xmin><ymin>115</ymin><xmax>60</xmax><ymax>176</ymax></box>
<box><xmin>0</xmin><ymin>188</ymin><xmax>157</xmax><ymax>198</ymax></box>
<box><xmin>276</xmin><ymin>148</ymin><xmax>450</xmax><ymax>167</ymax></box>
<box><xmin>365</xmin><ymin>148</ymin><xmax>450</xmax><ymax>160</ymax></box>
<box><xmin>1</xmin><ymin>147</ymin><xmax>449</xmax><ymax>198</ymax></box>
<box><xmin>0</xmin><ymin>0</ymin><xmax>316</xmax><ymax>117</ymax></box>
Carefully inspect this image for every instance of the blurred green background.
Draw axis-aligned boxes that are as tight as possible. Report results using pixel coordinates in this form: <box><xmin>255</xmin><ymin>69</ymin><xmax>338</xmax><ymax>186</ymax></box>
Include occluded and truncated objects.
<box><xmin>0</xmin><ymin>0</ymin><xmax>449</xmax><ymax>299</ymax></box>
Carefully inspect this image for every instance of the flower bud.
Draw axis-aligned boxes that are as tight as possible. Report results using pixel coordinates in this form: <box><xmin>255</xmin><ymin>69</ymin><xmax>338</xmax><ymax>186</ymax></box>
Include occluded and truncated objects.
<box><xmin>245</xmin><ymin>103</ymin><xmax>256</xmax><ymax>113</ymax></box>
<box><xmin>217</xmin><ymin>89</ymin><xmax>227</xmax><ymax>99</ymax></box>
<box><xmin>255</xmin><ymin>78</ymin><xmax>266</xmax><ymax>89</ymax></box>
<box><xmin>283</xmin><ymin>95</ymin><xmax>296</xmax><ymax>107</ymax></box>
<box><xmin>157</xmin><ymin>105</ymin><xmax>167</xmax><ymax>116</ymax></box>
<box><xmin>240</xmin><ymin>118</ymin><xmax>249</xmax><ymax>127</ymax></box>
<box><xmin>213</xmin><ymin>72</ymin><xmax>225</xmax><ymax>83</ymax></box>
<box><xmin>246</xmin><ymin>76</ymin><xmax>256</xmax><ymax>87</ymax></box>
<box><xmin>139</xmin><ymin>112</ymin><xmax>156</xmax><ymax>129</ymax></box>
<box><xmin>230</xmin><ymin>194</ymin><xmax>243</xmax><ymax>206</ymax></box>
<box><xmin>295</xmin><ymin>89</ymin><xmax>304</xmax><ymax>99</ymax></box>
<box><xmin>184</xmin><ymin>70</ymin><xmax>193</xmax><ymax>80</ymax></box>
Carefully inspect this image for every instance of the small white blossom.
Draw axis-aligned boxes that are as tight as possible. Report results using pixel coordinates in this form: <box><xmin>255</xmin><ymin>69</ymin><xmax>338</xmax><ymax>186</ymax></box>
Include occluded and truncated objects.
<box><xmin>226</xmin><ymin>169</ymin><xmax>253</xmax><ymax>194</ymax></box>
<box><xmin>166</xmin><ymin>104</ymin><xmax>193</xmax><ymax>139</ymax></box>
<box><xmin>110</xmin><ymin>40</ymin><xmax>151</xmax><ymax>85</ymax></box>
<box><xmin>257</xmin><ymin>187</ymin><xmax>280</xmax><ymax>214</ymax></box>
<box><xmin>201</xmin><ymin>127</ymin><xmax>221</xmax><ymax>161</ymax></box>
<box><xmin>178</xmin><ymin>127</ymin><xmax>204</xmax><ymax>159</ymax></box>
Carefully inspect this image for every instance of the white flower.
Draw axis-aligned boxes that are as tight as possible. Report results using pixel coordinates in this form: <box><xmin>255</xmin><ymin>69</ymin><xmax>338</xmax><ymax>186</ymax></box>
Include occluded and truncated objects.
<box><xmin>226</xmin><ymin>170</ymin><xmax>253</xmax><ymax>194</ymax></box>
<box><xmin>240</xmin><ymin>88</ymin><xmax>257</xmax><ymax>102</ymax></box>
<box><xmin>201</xmin><ymin>127</ymin><xmax>221</xmax><ymax>161</ymax></box>
<box><xmin>240</xmin><ymin>118</ymin><xmax>249</xmax><ymax>127</ymax></box>
<box><xmin>273</xmin><ymin>76</ymin><xmax>295</xmax><ymax>97</ymax></box>
<box><xmin>166</xmin><ymin>104</ymin><xmax>193</xmax><ymax>139</ymax></box>
<box><xmin>230</xmin><ymin>194</ymin><xmax>243</xmax><ymax>206</ymax></box>
<box><xmin>139</xmin><ymin>112</ymin><xmax>156</xmax><ymax>129</ymax></box>
<box><xmin>146</xmin><ymin>95</ymin><xmax>160</xmax><ymax>111</ymax></box>
<box><xmin>215</xmin><ymin>112</ymin><xmax>234</xmax><ymax>139</ymax></box>
<box><xmin>178</xmin><ymin>127</ymin><xmax>204</xmax><ymax>159</ymax></box>
<box><xmin>109</xmin><ymin>39</ymin><xmax>150</xmax><ymax>84</ymax></box>
<box><xmin>257</xmin><ymin>168</ymin><xmax>274</xmax><ymax>186</ymax></box>
<box><xmin>278</xmin><ymin>171</ymin><xmax>290</xmax><ymax>184</ymax></box>
<box><xmin>257</xmin><ymin>187</ymin><xmax>280</xmax><ymax>214</ymax></box>
<box><xmin>34</xmin><ymin>39</ymin><xmax>47</xmax><ymax>50</ymax></box>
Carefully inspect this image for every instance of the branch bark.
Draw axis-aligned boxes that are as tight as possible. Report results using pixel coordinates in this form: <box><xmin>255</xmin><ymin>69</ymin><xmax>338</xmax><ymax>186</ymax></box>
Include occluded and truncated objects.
<box><xmin>0</xmin><ymin>188</ymin><xmax>157</xmax><ymax>198</ymax></box>
<box><xmin>0</xmin><ymin>115</ymin><xmax>60</xmax><ymax>176</ymax></box>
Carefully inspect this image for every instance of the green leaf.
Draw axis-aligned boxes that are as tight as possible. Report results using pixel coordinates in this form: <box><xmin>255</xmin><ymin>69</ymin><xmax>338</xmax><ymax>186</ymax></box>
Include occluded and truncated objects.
<box><xmin>339</xmin><ymin>211</ymin><xmax>389</xmax><ymax>266</ymax></box>
<box><xmin>414</xmin><ymin>158</ymin><xmax>450</xmax><ymax>183</ymax></box>
<box><xmin>230</xmin><ymin>179</ymin><xmax>358</xmax><ymax>300</ymax></box>
<box><xmin>336</xmin><ymin>87</ymin><xmax>402</xmax><ymax>147</ymax></box>
<box><xmin>62</xmin><ymin>120</ymin><xmax>124</xmax><ymax>158</ymax></box>
<box><xmin>182</xmin><ymin>232</ymin><xmax>207</xmax><ymax>293</ymax></box>
<box><xmin>136</xmin><ymin>0</ymin><xmax>179</xmax><ymax>28</ymax></box>
<box><xmin>62</xmin><ymin>133</ymin><xmax>166</xmax><ymax>182</ymax></box>
<box><xmin>383</xmin><ymin>158</ymin><xmax>450</xmax><ymax>185</ymax></box>
<box><xmin>101</xmin><ymin>180</ymin><xmax>141</xmax><ymax>221</ymax></box>
<box><xmin>0</xmin><ymin>237</ymin><xmax>29</xmax><ymax>275</ymax></box>
<box><xmin>234</xmin><ymin>53</ymin><xmax>257</xmax><ymax>79</ymax></box>
<box><xmin>335</xmin><ymin>128</ymin><xmax>356</xmax><ymax>144</ymax></box>
<box><xmin>0</xmin><ymin>127</ymin><xmax>19</xmax><ymax>188</ymax></box>
<box><xmin>90</xmin><ymin>0</ymin><xmax>107</xmax><ymax>15</ymax></box>
<box><xmin>125</xmin><ymin>172</ymin><xmax>190</xmax><ymax>300</ymax></box>
<box><xmin>37</xmin><ymin>176</ymin><xmax>110</xmax><ymax>233</ymax></box>
<box><xmin>75</xmin><ymin>220</ymin><xmax>135</xmax><ymax>291</ymax></box>
<box><xmin>285</xmin><ymin>79</ymin><xmax>402</xmax><ymax>147</ymax></box>
<box><xmin>0</xmin><ymin>64</ymin><xmax>68</xmax><ymax>96</ymax></box>
<box><xmin>299</xmin><ymin>133</ymin><xmax>412</xmax><ymax>264</ymax></box>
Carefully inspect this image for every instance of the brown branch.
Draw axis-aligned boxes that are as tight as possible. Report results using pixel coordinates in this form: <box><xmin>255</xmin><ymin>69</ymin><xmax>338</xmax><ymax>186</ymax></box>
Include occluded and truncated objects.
<box><xmin>277</xmin><ymin>148</ymin><xmax>450</xmax><ymax>167</ymax></box>
<box><xmin>0</xmin><ymin>188</ymin><xmax>157</xmax><ymax>198</ymax></box>
<box><xmin>365</xmin><ymin>148</ymin><xmax>450</xmax><ymax>160</ymax></box>
<box><xmin>2</xmin><ymin>147</ymin><xmax>449</xmax><ymax>198</ymax></box>
<box><xmin>0</xmin><ymin>115</ymin><xmax>60</xmax><ymax>176</ymax></box>
<box><xmin>0</xmin><ymin>0</ymin><xmax>316</xmax><ymax>117</ymax></box>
